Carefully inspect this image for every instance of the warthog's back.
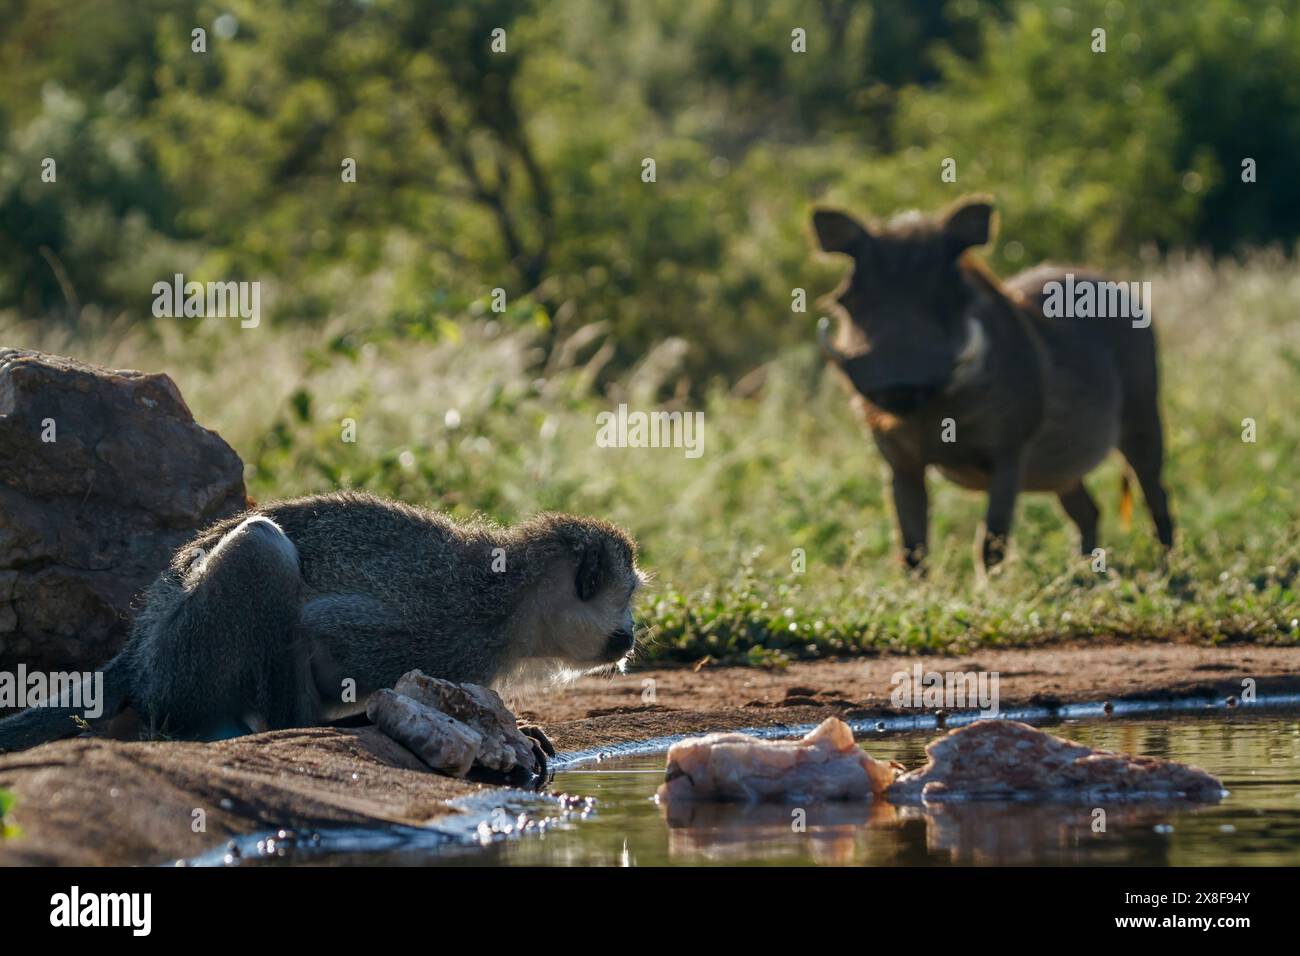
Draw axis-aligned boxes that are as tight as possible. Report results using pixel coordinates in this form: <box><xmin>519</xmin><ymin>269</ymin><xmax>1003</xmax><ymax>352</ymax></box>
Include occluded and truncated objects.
<box><xmin>1007</xmin><ymin>263</ymin><xmax>1160</xmax><ymax>388</ymax></box>
<box><xmin>1006</xmin><ymin>265</ymin><xmax>1157</xmax><ymax>490</ymax></box>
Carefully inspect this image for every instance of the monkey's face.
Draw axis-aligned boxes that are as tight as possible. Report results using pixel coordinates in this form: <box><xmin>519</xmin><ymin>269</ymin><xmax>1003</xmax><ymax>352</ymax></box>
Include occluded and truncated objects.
<box><xmin>515</xmin><ymin>516</ymin><xmax>645</xmax><ymax>675</ymax></box>
<box><xmin>570</xmin><ymin>535</ymin><xmax>645</xmax><ymax>667</ymax></box>
<box><xmin>524</xmin><ymin>526</ymin><xmax>644</xmax><ymax>669</ymax></box>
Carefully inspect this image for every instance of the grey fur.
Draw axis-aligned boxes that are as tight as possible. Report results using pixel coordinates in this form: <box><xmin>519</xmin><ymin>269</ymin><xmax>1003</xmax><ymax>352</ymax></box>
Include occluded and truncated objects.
<box><xmin>0</xmin><ymin>492</ymin><xmax>642</xmax><ymax>751</ymax></box>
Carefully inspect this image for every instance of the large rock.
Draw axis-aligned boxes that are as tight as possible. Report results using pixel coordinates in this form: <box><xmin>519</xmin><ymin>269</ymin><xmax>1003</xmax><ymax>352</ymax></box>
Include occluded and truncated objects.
<box><xmin>0</xmin><ymin>715</ymin><xmax>586</xmax><ymax>866</ymax></box>
<box><xmin>0</xmin><ymin>348</ymin><xmax>247</xmax><ymax>674</ymax></box>
<box><xmin>887</xmin><ymin>720</ymin><xmax>1225</xmax><ymax>803</ymax></box>
<box><xmin>0</xmin><ymin>727</ymin><xmax>485</xmax><ymax>866</ymax></box>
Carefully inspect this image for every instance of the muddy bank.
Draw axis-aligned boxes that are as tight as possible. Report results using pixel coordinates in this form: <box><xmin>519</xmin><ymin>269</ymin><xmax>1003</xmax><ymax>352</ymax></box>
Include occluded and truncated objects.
<box><xmin>1</xmin><ymin>643</ymin><xmax>1296</xmax><ymax>865</ymax></box>
<box><xmin>0</xmin><ymin>727</ymin><xmax>488</xmax><ymax>865</ymax></box>
<box><xmin>520</xmin><ymin>643</ymin><xmax>1300</xmax><ymax>750</ymax></box>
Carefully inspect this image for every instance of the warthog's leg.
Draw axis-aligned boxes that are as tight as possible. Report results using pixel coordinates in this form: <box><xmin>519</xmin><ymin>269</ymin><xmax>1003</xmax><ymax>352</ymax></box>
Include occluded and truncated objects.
<box><xmin>889</xmin><ymin>468</ymin><xmax>929</xmax><ymax>571</ymax></box>
<box><xmin>1120</xmin><ymin>428</ymin><xmax>1174</xmax><ymax>549</ymax></box>
<box><xmin>980</xmin><ymin>453</ymin><xmax>1025</xmax><ymax>570</ymax></box>
<box><xmin>1058</xmin><ymin>482</ymin><xmax>1100</xmax><ymax>555</ymax></box>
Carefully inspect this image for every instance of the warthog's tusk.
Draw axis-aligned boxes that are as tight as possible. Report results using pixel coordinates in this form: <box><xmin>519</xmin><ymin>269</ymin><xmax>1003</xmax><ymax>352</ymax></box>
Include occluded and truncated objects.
<box><xmin>817</xmin><ymin>316</ymin><xmax>847</xmax><ymax>363</ymax></box>
<box><xmin>954</xmin><ymin>316</ymin><xmax>987</xmax><ymax>369</ymax></box>
<box><xmin>946</xmin><ymin>316</ymin><xmax>988</xmax><ymax>392</ymax></box>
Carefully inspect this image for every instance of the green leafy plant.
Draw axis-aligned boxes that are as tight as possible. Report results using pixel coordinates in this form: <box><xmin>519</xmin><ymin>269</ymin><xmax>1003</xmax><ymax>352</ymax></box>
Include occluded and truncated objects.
<box><xmin>0</xmin><ymin>788</ymin><xmax>19</xmax><ymax>839</ymax></box>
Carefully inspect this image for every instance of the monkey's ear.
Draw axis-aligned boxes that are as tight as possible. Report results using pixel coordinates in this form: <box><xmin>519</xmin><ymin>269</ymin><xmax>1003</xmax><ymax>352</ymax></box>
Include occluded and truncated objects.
<box><xmin>575</xmin><ymin>545</ymin><xmax>603</xmax><ymax>601</ymax></box>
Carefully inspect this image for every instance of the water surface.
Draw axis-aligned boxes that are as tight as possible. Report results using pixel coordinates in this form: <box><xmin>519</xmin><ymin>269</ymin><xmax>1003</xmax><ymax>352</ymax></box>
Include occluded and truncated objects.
<box><xmin>444</xmin><ymin>713</ymin><xmax>1300</xmax><ymax>866</ymax></box>
<box><xmin>198</xmin><ymin>711</ymin><xmax>1300</xmax><ymax>866</ymax></box>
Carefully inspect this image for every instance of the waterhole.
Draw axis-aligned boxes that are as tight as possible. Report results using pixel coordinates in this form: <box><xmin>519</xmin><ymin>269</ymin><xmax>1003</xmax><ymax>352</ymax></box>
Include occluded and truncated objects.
<box><xmin>196</xmin><ymin>706</ymin><xmax>1300</xmax><ymax>866</ymax></box>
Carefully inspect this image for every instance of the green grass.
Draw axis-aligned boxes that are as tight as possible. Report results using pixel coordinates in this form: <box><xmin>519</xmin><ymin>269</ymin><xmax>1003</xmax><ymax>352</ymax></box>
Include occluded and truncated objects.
<box><xmin>0</xmin><ymin>788</ymin><xmax>17</xmax><ymax>838</ymax></box>
<box><xmin>5</xmin><ymin>252</ymin><xmax>1298</xmax><ymax>663</ymax></box>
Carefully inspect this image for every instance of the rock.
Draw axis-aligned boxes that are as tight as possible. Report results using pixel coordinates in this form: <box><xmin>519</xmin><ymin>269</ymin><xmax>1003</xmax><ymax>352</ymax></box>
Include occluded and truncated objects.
<box><xmin>392</xmin><ymin>670</ymin><xmax>538</xmax><ymax>773</ymax></box>
<box><xmin>0</xmin><ymin>726</ymin><xmax>485</xmax><ymax>866</ymax></box>
<box><xmin>656</xmin><ymin>717</ymin><xmax>899</xmax><ymax>803</ymax></box>
<box><xmin>367</xmin><ymin>670</ymin><xmax>542</xmax><ymax>780</ymax></box>
<box><xmin>366</xmin><ymin>689</ymin><xmax>484</xmax><ymax>777</ymax></box>
<box><xmin>886</xmin><ymin>720</ymin><xmax>1224</xmax><ymax>804</ymax></box>
<box><xmin>0</xmin><ymin>349</ymin><xmax>246</xmax><ymax>674</ymax></box>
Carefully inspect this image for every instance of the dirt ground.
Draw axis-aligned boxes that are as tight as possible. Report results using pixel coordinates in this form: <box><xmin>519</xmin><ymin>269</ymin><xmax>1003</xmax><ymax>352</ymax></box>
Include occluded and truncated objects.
<box><xmin>528</xmin><ymin>642</ymin><xmax>1300</xmax><ymax>750</ymax></box>
<box><xmin>0</xmin><ymin>642</ymin><xmax>1296</xmax><ymax>865</ymax></box>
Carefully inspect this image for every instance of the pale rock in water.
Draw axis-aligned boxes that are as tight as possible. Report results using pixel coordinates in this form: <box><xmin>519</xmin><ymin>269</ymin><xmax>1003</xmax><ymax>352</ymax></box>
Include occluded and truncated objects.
<box><xmin>656</xmin><ymin>717</ymin><xmax>1224</xmax><ymax>806</ymax></box>
<box><xmin>656</xmin><ymin>717</ymin><xmax>899</xmax><ymax>803</ymax></box>
<box><xmin>886</xmin><ymin>720</ymin><xmax>1224</xmax><ymax>804</ymax></box>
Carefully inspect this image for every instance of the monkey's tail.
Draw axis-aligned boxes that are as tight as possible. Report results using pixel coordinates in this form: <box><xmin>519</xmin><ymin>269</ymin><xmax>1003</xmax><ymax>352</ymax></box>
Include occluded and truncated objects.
<box><xmin>1119</xmin><ymin>470</ymin><xmax>1134</xmax><ymax>531</ymax></box>
<box><xmin>0</xmin><ymin>654</ymin><xmax>134</xmax><ymax>753</ymax></box>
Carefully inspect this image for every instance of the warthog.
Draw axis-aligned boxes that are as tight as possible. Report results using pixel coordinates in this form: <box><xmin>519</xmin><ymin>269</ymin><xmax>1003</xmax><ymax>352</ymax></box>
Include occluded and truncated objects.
<box><xmin>812</xmin><ymin>196</ymin><xmax>1173</xmax><ymax>571</ymax></box>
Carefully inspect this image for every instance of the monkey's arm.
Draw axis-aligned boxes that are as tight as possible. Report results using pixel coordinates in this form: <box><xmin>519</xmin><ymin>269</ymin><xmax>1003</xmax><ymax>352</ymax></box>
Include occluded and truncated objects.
<box><xmin>297</xmin><ymin>593</ymin><xmax>425</xmax><ymax>718</ymax></box>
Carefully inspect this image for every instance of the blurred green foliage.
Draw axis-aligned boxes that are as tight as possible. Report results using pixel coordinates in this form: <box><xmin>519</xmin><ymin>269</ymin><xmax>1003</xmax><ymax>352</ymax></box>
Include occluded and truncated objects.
<box><xmin>0</xmin><ymin>787</ymin><xmax>17</xmax><ymax>838</ymax></box>
<box><xmin>3</xmin><ymin>0</ymin><xmax>1298</xmax><ymax>382</ymax></box>
<box><xmin>6</xmin><ymin>250</ymin><xmax>1295</xmax><ymax>660</ymax></box>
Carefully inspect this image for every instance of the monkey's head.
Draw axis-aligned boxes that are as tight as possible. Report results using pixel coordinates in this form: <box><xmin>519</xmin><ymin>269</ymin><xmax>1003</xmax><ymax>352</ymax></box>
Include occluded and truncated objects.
<box><xmin>516</xmin><ymin>514</ymin><xmax>646</xmax><ymax>672</ymax></box>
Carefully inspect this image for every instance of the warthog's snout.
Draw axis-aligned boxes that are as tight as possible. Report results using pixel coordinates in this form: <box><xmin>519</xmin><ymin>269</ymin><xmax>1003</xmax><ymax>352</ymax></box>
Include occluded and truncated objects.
<box><xmin>862</xmin><ymin>383</ymin><xmax>944</xmax><ymax>416</ymax></box>
<box><xmin>820</xmin><ymin>320</ymin><xmax>953</xmax><ymax>416</ymax></box>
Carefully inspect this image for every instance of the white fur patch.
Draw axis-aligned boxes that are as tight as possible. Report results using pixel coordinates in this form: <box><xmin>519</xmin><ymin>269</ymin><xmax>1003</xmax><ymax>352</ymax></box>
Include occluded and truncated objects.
<box><xmin>949</xmin><ymin>317</ymin><xmax>988</xmax><ymax>388</ymax></box>
<box><xmin>240</xmin><ymin>516</ymin><xmax>300</xmax><ymax>567</ymax></box>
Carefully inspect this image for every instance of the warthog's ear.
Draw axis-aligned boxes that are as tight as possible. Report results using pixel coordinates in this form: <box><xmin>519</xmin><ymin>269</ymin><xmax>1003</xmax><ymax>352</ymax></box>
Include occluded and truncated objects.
<box><xmin>941</xmin><ymin>196</ymin><xmax>996</xmax><ymax>251</ymax></box>
<box><xmin>812</xmin><ymin>208</ymin><xmax>870</xmax><ymax>256</ymax></box>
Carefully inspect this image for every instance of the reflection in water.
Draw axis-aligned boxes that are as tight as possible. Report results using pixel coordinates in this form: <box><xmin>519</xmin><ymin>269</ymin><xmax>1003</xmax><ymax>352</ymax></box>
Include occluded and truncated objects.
<box><xmin>224</xmin><ymin>713</ymin><xmax>1300</xmax><ymax>866</ymax></box>
<box><xmin>476</xmin><ymin>714</ymin><xmax>1300</xmax><ymax>867</ymax></box>
<box><xmin>914</xmin><ymin>802</ymin><xmax>1189</xmax><ymax>866</ymax></box>
<box><xmin>653</xmin><ymin>787</ymin><xmax>1217</xmax><ymax>866</ymax></box>
<box><xmin>659</xmin><ymin>799</ymin><xmax>899</xmax><ymax>865</ymax></box>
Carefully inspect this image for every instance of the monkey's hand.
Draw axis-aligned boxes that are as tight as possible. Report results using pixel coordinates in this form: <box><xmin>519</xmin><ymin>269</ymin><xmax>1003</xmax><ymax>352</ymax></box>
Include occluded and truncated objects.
<box><xmin>518</xmin><ymin>724</ymin><xmax>555</xmax><ymax>783</ymax></box>
<box><xmin>519</xmin><ymin>724</ymin><xmax>555</xmax><ymax>756</ymax></box>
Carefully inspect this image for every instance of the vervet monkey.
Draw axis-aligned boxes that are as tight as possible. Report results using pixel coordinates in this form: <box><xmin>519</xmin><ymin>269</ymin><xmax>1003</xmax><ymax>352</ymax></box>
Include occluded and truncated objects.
<box><xmin>0</xmin><ymin>492</ymin><xmax>644</xmax><ymax>752</ymax></box>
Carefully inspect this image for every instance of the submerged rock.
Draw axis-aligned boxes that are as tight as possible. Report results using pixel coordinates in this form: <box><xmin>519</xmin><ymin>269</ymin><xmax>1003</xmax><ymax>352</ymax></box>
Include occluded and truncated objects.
<box><xmin>886</xmin><ymin>720</ymin><xmax>1224</xmax><ymax>804</ymax></box>
<box><xmin>367</xmin><ymin>670</ymin><xmax>543</xmax><ymax>783</ymax></box>
<box><xmin>656</xmin><ymin>717</ymin><xmax>899</xmax><ymax>803</ymax></box>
